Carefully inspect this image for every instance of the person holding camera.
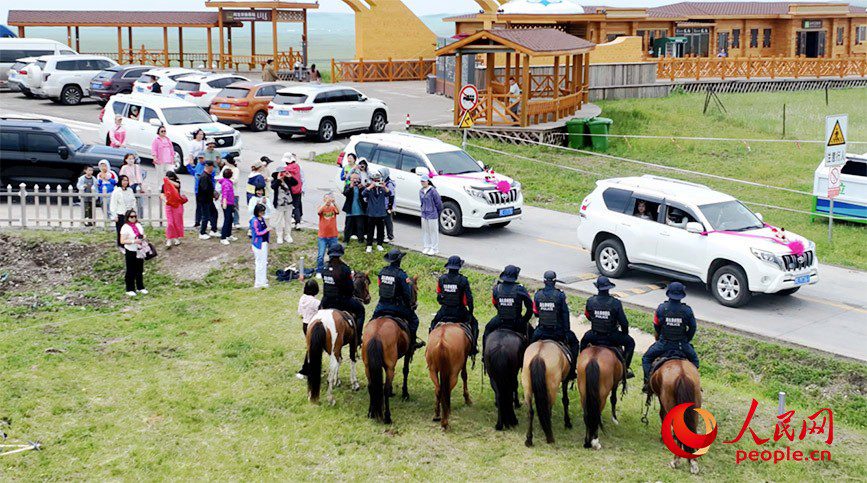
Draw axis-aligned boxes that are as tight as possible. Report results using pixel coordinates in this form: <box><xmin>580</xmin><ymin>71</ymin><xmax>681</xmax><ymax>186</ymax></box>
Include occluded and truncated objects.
<box><xmin>362</xmin><ymin>171</ymin><xmax>390</xmax><ymax>253</ymax></box>
<box><xmin>342</xmin><ymin>173</ymin><xmax>367</xmax><ymax>243</ymax></box>
<box><xmin>316</xmin><ymin>193</ymin><xmax>340</xmax><ymax>276</ymax></box>
<box><xmin>380</xmin><ymin>167</ymin><xmax>397</xmax><ymax>242</ymax></box>
<box><xmin>282</xmin><ymin>152</ymin><xmax>304</xmax><ymax>230</ymax></box>
<box><xmin>197</xmin><ymin>161</ymin><xmax>219</xmax><ymax>240</ymax></box>
<box><xmin>270</xmin><ymin>167</ymin><xmax>296</xmax><ymax>244</ymax></box>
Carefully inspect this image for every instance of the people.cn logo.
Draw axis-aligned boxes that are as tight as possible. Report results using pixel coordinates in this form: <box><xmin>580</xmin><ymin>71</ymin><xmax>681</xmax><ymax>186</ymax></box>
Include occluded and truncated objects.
<box><xmin>661</xmin><ymin>403</ymin><xmax>718</xmax><ymax>459</ymax></box>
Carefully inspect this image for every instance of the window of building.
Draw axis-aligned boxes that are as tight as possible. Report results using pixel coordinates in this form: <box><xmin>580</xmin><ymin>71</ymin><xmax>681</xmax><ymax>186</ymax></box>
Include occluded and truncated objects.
<box><xmin>857</xmin><ymin>26</ymin><xmax>867</xmax><ymax>44</ymax></box>
<box><xmin>749</xmin><ymin>29</ymin><xmax>758</xmax><ymax>48</ymax></box>
<box><xmin>732</xmin><ymin>29</ymin><xmax>741</xmax><ymax>48</ymax></box>
<box><xmin>837</xmin><ymin>27</ymin><xmax>845</xmax><ymax>45</ymax></box>
<box><xmin>763</xmin><ymin>28</ymin><xmax>772</xmax><ymax>48</ymax></box>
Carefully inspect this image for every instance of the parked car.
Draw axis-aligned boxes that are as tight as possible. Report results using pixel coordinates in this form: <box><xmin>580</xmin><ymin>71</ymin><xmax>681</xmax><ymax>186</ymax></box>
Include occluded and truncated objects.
<box><xmin>89</xmin><ymin>65</ymin><xmax>154</xmax><ymax>104</ymax></box>
<box><xmin>575</xmin><ymin>175</ymin><xmax>819</xmax><ymax>307</ymax></box>
<box><xmin>168</xmin><ymin>73</ymin><xmax>249</xmax><ymax>109</ymax></box>
<box><xmin>5</xmin><ymin>57</ymin><xmax>39</xmax><ymax>97</ymax></box>
<box><xmin>336</xmin><ymin>132</ymin><xmax>523</xmax><ymax>235</ymax></box>
<box><xmin>0</xmin><ymin>117</ymin><xmax>129</xmax><ymax>186</ymax></box>
<box><xmin>209</xmin><ymin>81</ymin><xmax>284</xmax><ymax>131</ymax></box>
<box><xmin>98</xmin><ymin>93</ymin><xmax>242</xmax><ymax>174</ymax></box>
<box><xmin>26</xmin><ymin>54</ymin><xmax>117</xmax><ymax>105</ymax></box>
<box><xmin>131</xmin><ymin>67</ymin><xmax>202</xmax><ymax>95</ymax></box>
<box><xmin>0</xmin><ymin>37</ymin><xmax>76</xmax><ymax>88</ymax></box>
<box><xmin>267</xmin><ymin>85</ymin><xmax>388</xmax><ymax>142</ymax></box>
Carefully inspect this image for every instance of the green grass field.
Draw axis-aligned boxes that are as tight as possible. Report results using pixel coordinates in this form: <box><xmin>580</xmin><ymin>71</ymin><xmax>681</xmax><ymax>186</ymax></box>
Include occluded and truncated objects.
<box><xmin>2</xmin><ymin>230</ymin><xmax>865</xmax><ymax>480</ymax></box>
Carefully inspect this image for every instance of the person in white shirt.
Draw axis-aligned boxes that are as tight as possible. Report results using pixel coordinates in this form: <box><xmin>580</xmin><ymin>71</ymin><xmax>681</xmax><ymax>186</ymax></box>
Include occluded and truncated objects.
<box><xmin>110</xmin><ymin>175</ymin><xmax>138</xmax><ymax>247</ymax></box>
<box><xmin>508</xmin><ymin>77</ymin><xmax>522</xmax><ymax>118</ymax></box>
<box><xmin>118</xmin><ymin>210</ymin><xmax>148</xmax><ymax>297</ymax></box>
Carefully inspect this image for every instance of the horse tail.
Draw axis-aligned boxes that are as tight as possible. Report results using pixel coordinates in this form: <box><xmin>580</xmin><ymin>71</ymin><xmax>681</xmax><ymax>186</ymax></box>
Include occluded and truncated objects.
<box><xmin>438</xmin><ymin>341</ymin><xmax>452</xmax><ymax>425</ymax></box>
<box><xmin>530</xmin><ymin>357</ymin><xmax>553</xmax><ymax>442</ymax></box>
<box><xmin>583</xmin><ymin>358</ymin><xmax>603</xmax><ymax>445</ymax></box>
<box><xmin>307</xmin><ymin>322</ymin><xmax>326</xmax><ymax>403</ymax></box>
<box><xmin>674</xmin><ymin>373</ymin><xmax>697</xmax><ymax>451</ymax></box>
<box><xmin>366</xmin><ymin>337</ymin><xmax>385</xmax><ymax>420</ymax></box>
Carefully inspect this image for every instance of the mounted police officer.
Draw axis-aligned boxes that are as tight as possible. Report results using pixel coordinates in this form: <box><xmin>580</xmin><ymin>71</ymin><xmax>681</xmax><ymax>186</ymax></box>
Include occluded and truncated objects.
<box><xmin>430</xmin><ymin>255</ymin><xmax>478</xmax><ymax>355</ymax></box>
<box><xmin>372</xmin><ymin>248</ymin><xmax>424</xmax><ymax>350</ymax></box>
<box><xmin>531</xmin><ymin>271</ymin><xmax>580</xmax><ymax>379</ymax></box>
<box><xmin>482</xmin><ymin>265</ymin><xmax>533</xmax><ymax>349</ymax></box>
<box><xmin>320</xmin><ymin>243</ymin><xmax>366</xmax><ymax>341</ymax></box>
<box><xmin>579</xmin><ymin>276</ymin><xmax>636</xmax><ymax>379</ymax></box>
<box><xmin>642</xmin><ymin>282</ymin><xmax>699</xmax><ymax>393</ymax></box>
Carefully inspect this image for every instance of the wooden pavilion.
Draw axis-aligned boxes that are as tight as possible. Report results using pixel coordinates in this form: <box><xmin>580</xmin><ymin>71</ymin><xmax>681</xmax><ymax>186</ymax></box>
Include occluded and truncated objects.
<box><xmin>435</xmin><ymin>29</ymin><xmax>595</xmax><ymax>128</ymax></box>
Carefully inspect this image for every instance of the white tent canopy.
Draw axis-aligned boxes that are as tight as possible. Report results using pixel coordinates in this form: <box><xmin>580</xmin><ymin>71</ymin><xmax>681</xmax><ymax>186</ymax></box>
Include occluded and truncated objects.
<box><xmin>499</xmin><ymin>0</ymin><xmax>585</xmax><ymax>15</ymax></box>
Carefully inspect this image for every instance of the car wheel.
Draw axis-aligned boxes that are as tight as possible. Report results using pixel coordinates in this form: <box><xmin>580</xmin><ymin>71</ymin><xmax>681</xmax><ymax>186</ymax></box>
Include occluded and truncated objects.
<box><xmin>594</xmin><ymin>238</ymin><xmax>628</xmax><ymax>278</ymax></box>
<box><xmin>774</xmin><ymin>287</ymin><xmax>800</xmax><ymax>296</ymax></box>
<box><xmin>61</xmin><ymin>85</ymin><xmax>83</xmax><ymax>105</ymax></box>
<box><xmin>711</xmin><ymin>265</ymin><xmax>752</xmax><ymax>307</ymax></box>
<box><xmin>277</xmin><ymin>132</ymin><xmax>293</xmax><ymax>140</ymax></box>
<box><xmin>172</xmin><ymin>144</ymin><xmax>187</xmax><ymax>174</ymax></box>
<box><xmin>369</xmin><ymin>111</ymin><xmax>387</xmax><ymax>133</ymax></box>
<box><xmin>318</xmin><ymin>118</ymin><xmax>336</xmax><ymax>142</ymax></box>
<box><xmin>22</xmin><ymin>90</ymin><xmax>35</xmax><ymax>98</ymax></box>
<box><xmin>250</xmin><ymin>111</ymin><xmax>268</xmax><ymax>132</ymax></box>
<box><xmin>490</xmin><ymin>221</ymin><xmax>511</xmax><ymax>229</ymax></box>
<box><xmin>439</xmin><ymin>201</ymin><xmax>464</xmax><ymax>236</ymax></box>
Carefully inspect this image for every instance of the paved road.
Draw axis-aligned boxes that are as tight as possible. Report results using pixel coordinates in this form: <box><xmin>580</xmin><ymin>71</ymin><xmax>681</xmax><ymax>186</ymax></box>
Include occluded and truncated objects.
<box><xmin>2</xmin><ymin>85</ymin><xmax>866</xmax><ymax>362</ymax></box>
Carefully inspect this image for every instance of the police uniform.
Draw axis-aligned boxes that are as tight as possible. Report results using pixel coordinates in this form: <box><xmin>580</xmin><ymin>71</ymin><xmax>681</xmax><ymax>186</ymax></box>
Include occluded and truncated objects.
<box><xmin>430</xmin><ymin>256</ymin><xmax>478</xmax><ymax>353</ymax></box>
<box><xmin>530</xmin><ymin>271</ymin><xmax>580</xmax><ymax>378</ymax></box>
<box><xmin>482</xmin><ymin>265</ymin><xmax>533</xmax><ymax>348</ymax></box>
<box><xmin>372</xmin><ymin>249</ymin><xmax>421</xmax><ymax>345</ymax></box>
<box><xmin>579</xmin><ymin>277</ymin><xmax>636</xmax><ymax>377</ymax></box>
<box><xmin>320</xmin><ymin>245</ymin><xmax>366</xmax><ymax>343</ymax></box>
<box><xmin>642</xmin><ymin>282</ymin><xmax>700</xmax><ymax>387</ymax></box>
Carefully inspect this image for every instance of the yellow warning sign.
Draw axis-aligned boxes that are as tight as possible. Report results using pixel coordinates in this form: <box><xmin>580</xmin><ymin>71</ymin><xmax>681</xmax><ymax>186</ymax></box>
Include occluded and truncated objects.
<box><xmin>827</xmin><ymin>120</ymin><xmax>846</xmax><ymax>146</ymax></box>
<box><xmin>458</xmin><ymin>110</ymin><xmax>474</xmax><ymax>129</ymax></box>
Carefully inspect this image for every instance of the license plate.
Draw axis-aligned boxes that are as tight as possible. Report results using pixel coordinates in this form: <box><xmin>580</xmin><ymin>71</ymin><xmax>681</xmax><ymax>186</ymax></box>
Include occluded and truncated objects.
<box><xmin>175</xmin><ymin>93</ymin><xmax>185</xmax><ymax>98</ymax></box>
<box><xmin>498</xmin><ymin>207</ymin><xmax>514</xmax><ymax>217</ymax></box>
<box><xmin>91</xmin><ymin>82</ymin><xmax>101</xmax><ymax>90</ymax></box>
<box><xmin>794</xmin><ymin>275</ymin><xmax>810</xmax><ymax>286</ymax></box>
<box><xmin>278</xmin><ymin>110</ymin><xmax>290</xmax><ymax>116</ymax></box>
<box><xmin>136</xmin><ymin>87</ymin><xmax>144</xmax><ymax>92</ymax></box>
<box><xmin>219</xmin><ymin>103</ymin><xmax>230</xmax><ymax>109</ymax></box>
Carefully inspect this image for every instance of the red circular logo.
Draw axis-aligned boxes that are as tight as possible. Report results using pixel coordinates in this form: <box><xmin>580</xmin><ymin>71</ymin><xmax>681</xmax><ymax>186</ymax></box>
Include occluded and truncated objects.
<box><xmin>661</xmin><ymin>402</ymin><xmax>718</xmax><ymax>459</ymax></box>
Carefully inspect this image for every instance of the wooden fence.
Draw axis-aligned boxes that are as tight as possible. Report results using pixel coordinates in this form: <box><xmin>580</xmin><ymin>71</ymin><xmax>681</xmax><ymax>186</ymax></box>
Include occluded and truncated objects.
<box><xmin>84</xmin><ymin>47</ymin><xmax>303</xmax><ymax>71</ymax></box>
<box><xmin>330</xmin><ymin>58</ymin><xmax>434</xmax><ymax>83</ymax></box>
<box><xmin>657</xmin><ymin>56</ymin><xmax>867</xmax><ymax>81</ymax></box>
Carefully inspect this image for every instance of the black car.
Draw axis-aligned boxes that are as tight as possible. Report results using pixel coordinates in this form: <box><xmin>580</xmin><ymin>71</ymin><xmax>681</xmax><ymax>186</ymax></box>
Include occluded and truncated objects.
<box><xmin>0</xmin><ymin>118</ymin><xmax>130</xmax><ymax>186</ymax></box>
<box><xmin>89</xmin><ymin>65</ymin><xmax>154</xmax><ymax>104</ymax></box>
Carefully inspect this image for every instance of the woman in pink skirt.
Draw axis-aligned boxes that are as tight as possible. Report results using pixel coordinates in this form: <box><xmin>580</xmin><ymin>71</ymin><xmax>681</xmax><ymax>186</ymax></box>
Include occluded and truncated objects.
<box><xmin>109</xmin><ymin>115</ymin><xmax>127</xmax><ymax>148</ymax></box>
<box><xmin>150</xmin><ymin>125</ymin><xmax>175</xmax><ymax>179</ymax></box>
<box><xmin>161</xmin><ymin>171</ymin><xmax>187</xmax><ymax>247</ymax></box>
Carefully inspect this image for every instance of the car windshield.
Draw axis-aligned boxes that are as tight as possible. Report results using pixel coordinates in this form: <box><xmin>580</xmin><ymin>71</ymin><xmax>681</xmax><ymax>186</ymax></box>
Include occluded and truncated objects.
<box><xmin>273</xmin><ymin>93</ymin><xmax>307</xmax><ymax>105</ymax></box>
<box><xmin>94</xmin><ymin>70</ymin><xmax>114</xmax><ymax>80</ymax></box>
<box><xmin>57</xmin><ymin>126</ymin><xmax>84</xmax><ymax>151</ymax></box>
<box><xmin>162</xmin><ymin>107</ymin><xmax>213</xmax><ymax>125</ymax></box>
<box><xmin>218</xmin><ymin>87</ymin><xmax>250</xmax><ymax>99</ymax></box>
<box><xmin>36</xmin><ymin>61</ymin><xmax>46</xmax><ymax>70</ymax></box>
<box><xmin>427</xmin><ymin>150</ymin><xmax>483</xmax><ymax>175</ymax></box>
<box><xmin>699</xmin><ymin>200</ymin><xmax>764</xmax><ymax>231</ymax></box>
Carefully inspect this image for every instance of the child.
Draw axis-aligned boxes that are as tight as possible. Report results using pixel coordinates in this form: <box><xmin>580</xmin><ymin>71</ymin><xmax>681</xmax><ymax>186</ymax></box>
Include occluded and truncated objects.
<box><xmin>297</xmin><ymin>279</ymin><xmax>321</xmax><ymax>379</ymax></box>
<box><xmin>250</xmin><ymin>203</ymin><xmax>272</xmax><ymax>289</ymax></box>
<box><xmin>316</xmin><ymin>193</ymin><xmax>340</xmax><ymax>276</ymax></box>
<box><xmin>76</xmin><ymin>166</ymin><xmax>96</xmax><ymax>226</ymax></box>
<box><xmin>246</xmin><ymin>186</ymin><xmax>274</xmax><ymax>223</ymax></box>
<box><xmin>96</xmin><ymin>159</ymin><xmax>118</xmax><ymax>220</ymax></box>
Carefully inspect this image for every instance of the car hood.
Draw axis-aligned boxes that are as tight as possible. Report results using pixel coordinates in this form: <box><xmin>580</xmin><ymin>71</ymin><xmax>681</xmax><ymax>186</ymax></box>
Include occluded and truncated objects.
<box><xmin>80</xmin><ymin>145</ymin><xmax>133</xmax><ymax>168</ymax></box>
<box><xmin>719</xmin><ymin>226</ymin><xmax>812</xmax><ymax>255</ymax></box>
<box><xmin>432</xmin><ymin>170</ymin><xmax>517</xmax><ymax>188</ymax></box>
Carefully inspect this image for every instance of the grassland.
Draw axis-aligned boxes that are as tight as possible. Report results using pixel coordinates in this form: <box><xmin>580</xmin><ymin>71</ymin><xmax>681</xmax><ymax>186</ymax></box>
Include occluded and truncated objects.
<box><xmin>1</xmin><ymin>230</ymin><xmax>865</xmax><ymax>480</ymax></box>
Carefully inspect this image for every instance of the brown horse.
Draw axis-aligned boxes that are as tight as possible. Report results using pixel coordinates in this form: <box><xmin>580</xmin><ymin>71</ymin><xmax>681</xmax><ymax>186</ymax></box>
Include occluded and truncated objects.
<box><xmin>577</xmin><ymin>346</ymin><xmax>625</xmax><ymax>450</ymax></box>
<box><xmin>651</xmin><ymin>360</ymin><xmax>703</xmax><ymax>475</ymax></box>
<box><xmin>426</xmin><ymin>322</ymin><xmax>473</xmax><ymax>430</ymax></box>
<box><xmin>362</xmin><ymin>276</ymin><xmax>419</xmax><ymax>424</ymax></box>
<box><xmin>305</xmin><ymin>309</ymin><xmax>359</xmax><ymax>405</ymax></box>
<box><xmin>522</xmin><ymin>340</ymin><xmax>572</xmax><ymax>446</ymax></box>
<box><xmin>353</xmin><ymin>271</ymin><xmax>372</xmax><ymax>305</ymax></box>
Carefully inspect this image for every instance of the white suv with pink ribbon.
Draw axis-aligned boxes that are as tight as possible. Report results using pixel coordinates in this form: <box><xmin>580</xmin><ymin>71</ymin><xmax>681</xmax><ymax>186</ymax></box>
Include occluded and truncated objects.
<box><xmin>337</xmin><ymin>132</ymin><xmax>523</xmax><ymax>236</ymax></box>
<box><xmin>576</xmin><ymin>175</ymin><xmax>818</xmax><ymax>307</ymax></box>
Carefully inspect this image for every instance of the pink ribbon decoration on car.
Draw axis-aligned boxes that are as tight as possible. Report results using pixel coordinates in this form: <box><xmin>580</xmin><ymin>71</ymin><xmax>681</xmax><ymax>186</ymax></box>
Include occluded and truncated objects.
<box><xmin>701</xmin><ymin>224</ymin><xmax>805</xmax><ymax>255</ymax></box>
<box><xmin>428</xmin><ymin>170</ymin><xmax>513</xmax><ymax>194</ymax></box>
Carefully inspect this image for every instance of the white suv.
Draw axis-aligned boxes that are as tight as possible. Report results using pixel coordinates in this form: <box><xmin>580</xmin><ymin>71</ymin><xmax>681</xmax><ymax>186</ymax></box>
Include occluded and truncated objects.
<box><xmin>98</xmin><ymin>94</ymin><xmax>242</xmax><ymax>173</ymax></box>
<box><xmin>576</xmin><ymin>175</ymin><xmax>818</xmax><ymax>307</ymax></box>
<box><xmin>267</xmin><ymin>85</ymin><xmax>388</xmax><ymax>142</ymax></box>
<box><xmin>27</xmin><ymin>54</ymin><xmax>117</xmax><ymax>105</ymax></box>
<box><xmin>337</xmin><ymin>133</ymin><xmax>523</xmax><ymax>236</ymax></box>
<box><xmin>169</xmin><ymin>73</ymin><xmax>249</xmax><ymax>109</ymax></box>
<box><xmin>132</xmin><ymin>68</ymin><xmax>203</xmax><ymax>95</ymax></box>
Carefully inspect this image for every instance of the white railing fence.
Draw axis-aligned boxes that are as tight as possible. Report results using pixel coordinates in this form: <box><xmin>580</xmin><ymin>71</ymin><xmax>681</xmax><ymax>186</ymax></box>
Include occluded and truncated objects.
<box><xmin>1</xmin><ymin>184</ymin><xmax>167</xmax><ymax>229</ymax></box>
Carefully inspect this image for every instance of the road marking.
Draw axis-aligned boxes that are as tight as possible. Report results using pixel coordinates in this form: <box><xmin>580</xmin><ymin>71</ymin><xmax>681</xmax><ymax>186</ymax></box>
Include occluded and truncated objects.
<box><xmin>797</xmin><ymin>294</ymin><xmax>867</xmax><ymax>314</ymax></box>
<box><xmin>612</xmin><ymin>283</ymin><xmax>667</xmax><ymax>300</ymax></box>
<box><xmin>536</xmin><ymin>237</ymin><xmax>586</xmax><ymax>252</ymax></box>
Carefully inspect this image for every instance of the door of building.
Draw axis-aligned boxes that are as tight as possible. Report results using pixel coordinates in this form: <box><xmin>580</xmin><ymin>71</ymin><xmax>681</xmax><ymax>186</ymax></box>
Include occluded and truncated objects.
<box><xmin>797</xmin><ymin>30</ymin><xmax>827</xmax><ymax>58</ymax></box>
<box><xmin>717</xmin><ymin>32</ymin><xmax>729</xmax><ymax>55</ymax></box>
<box><xmin>676</xmin><ymin>28</ymin><xmax>710</xmax><ymax>57</ymax></box>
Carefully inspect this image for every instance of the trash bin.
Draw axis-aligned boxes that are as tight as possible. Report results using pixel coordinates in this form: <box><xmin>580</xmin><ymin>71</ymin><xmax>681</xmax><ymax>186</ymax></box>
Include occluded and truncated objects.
<box><xmin>587</xmin><ymin>117</ymin><xmax>614</xmax><ymax>151</ymax></box>
<box><xmin>426</xmin><ymin>75</ymin><xmax>437</xmax><ymax>95</ymax></box>
<box><xmin>565</xmin><ymin>118</ymin><xmax>591</xmax><ymax>148</ymax></box>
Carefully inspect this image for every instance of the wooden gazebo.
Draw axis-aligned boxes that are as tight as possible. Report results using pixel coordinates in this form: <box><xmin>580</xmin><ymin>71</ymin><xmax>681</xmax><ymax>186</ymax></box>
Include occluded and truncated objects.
<box><xmin>435</xmin><ymin>28</ymin><xmax>595</xmax><ymax>127</ymax></box>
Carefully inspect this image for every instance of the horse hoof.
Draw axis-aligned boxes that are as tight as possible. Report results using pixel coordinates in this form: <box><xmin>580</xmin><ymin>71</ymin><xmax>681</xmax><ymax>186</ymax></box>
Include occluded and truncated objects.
<box><xmin>670</xmin><ymin>458</ymin><xmax>680</xmax><ymax>469</ymax></box>
<box><xmin>612</xmin><ymin>417</ymin><xmax>620</xmax><ymax>426</ymax></box>
<box><xmin>591</xmin><ymin>439</ymin><xmax>602</xmax><ymax>450</ymax></box>
<box><xmin>525</xmin><ymin>439</ymin><xmax>533</xmax><ymax>447</ymax></box>
<box><xmin>689</xmin><ymin>461</ymin><xmax>700</xmax><ymax>475</ymax></box>
<box><xmin>351</xmin><ymin>383</ymin><xmax>361</xmax><ymax>391</ymax></box>
<box><xmin>565</xmin><ymin>421</ymin><xmax>573</xmax><ymax>429</ymax></box>
<box><xmin>584</xmin><ymin>441</ymin><xmax>591</xmax><ymax>449</ymax></box>
<box><xmin>464</xmin><ymin>397</ymin><xmax>473</xmax><ymax>406</ymax></box>
<box><xmin>401</xmin><ymin>394</ymin><xmax>410</xmax><ymax>402</ymax></box>
<box><xmin>546</xmin><ymin>437</ymin><xmax>555</xmax><ymax>444</ymax></box>
<box><xmin>495</xmin><ymin>423</ymin><xmax>504</xmax><ymax>431</ymax></box>
<box><xmin>432</xmin><ymin>417</ymin><xmax>441</xmax><ymax>422</ymax></box>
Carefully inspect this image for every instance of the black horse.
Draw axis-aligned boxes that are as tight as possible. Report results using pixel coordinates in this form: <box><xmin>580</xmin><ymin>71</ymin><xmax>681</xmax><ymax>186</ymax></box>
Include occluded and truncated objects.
<box><xmin>483</xmin><ymin>329</ymin><xmax>527</xmax><ymax>430</ymax></box>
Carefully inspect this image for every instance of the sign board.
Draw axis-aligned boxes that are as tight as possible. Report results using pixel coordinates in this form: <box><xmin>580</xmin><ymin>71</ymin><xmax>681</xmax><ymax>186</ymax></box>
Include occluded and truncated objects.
<box><xmin>824</xmin><ymin>114</ymin><xmax>847</xmax><ymax>167</ymax></box>
<box><xmin>458</xmin><ymin>84</ymin><xmax>479</xmax><ymax>113</ymax></box>
<box><xmin>803</xmin><ymin>20</ymin><xmax>822</xmax><ymax>29</ymax></box>
<box><xmin>223</xmin><ymin>9</ymin><xmax>304</xmax><ymax>23</ymax></box>
<box><xmin>828</xmin><ymin>166</ymin><xmax>842</xmax><ymax>199</ymax></box>
<box><xmin>458</xmin><ymin>110</ymin><xmax>475</xmax><ymax>129</ymax></box>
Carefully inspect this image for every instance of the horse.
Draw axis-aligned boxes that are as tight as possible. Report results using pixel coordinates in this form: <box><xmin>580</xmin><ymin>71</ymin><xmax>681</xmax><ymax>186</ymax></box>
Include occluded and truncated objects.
<box><xmin>353</xmin><ymin>271</ymin><xmax>371</xmax><ymax>305</ymax></box>
<box><xmin>362</xmin><ymin>276</ymin><xmax>419</xmax><ymax>424</ymax></box>
<box><xmin>483</xmin><ymin>329</ymin><xmax>527</xmax><ymax>431</ymax></box>
<box><xmin>425</xmin><ymin>322</ymin><xmax>473</xmax><ymax>430</ymax></box>
<box><xmin>650</xmin><ymin>359</ymin><xmax>703</xmax><ymax>475</ymax></box>
<box><xmin>522</xmin><ymin>340</ymin><xmax>572</xmax><ymax>446</ymax></box>
<box><xmin>305</xmin><ymin>309</ymin><xmax>359</xmax><ymax>405</ymax></box>
<box><xmin>576</xmin><ymin>346</ymin><xmax>625</xmax><ymax>450</ymax></box>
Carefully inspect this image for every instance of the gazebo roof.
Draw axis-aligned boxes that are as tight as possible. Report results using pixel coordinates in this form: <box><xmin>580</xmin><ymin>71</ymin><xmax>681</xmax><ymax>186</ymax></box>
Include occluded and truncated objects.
<box><xmin>7</xmin><ymin>10</ymin><xmax>236</xmax><ymax>28</ymax></box>
<box><xmin>436</xmin><ymin>28</ymin><xmax>595</xmax><ymax>57</ymax></box>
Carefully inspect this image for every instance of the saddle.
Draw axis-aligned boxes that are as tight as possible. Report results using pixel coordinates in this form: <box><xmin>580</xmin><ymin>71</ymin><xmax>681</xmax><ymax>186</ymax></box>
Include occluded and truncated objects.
<box><xmin>587</xmin><ymin>343</ymin><xmax>625</xmax><ymax>366</ymax></box>
<box><xmin>649</xmin><ymin>355</ymin><xmax>687</xmax><ymax>378</ymax></box>
<box><xmin>432</xmin><ymin>321</ymin><xmax>473</xmax><ymax>343</ymax></box>
<box><xmin>548</xmin><ymin>340</ymin><xmax>572</xmax><ymax>364</ymax></box>
<box><xmin>383</xmin><ymin>316</ymin><xmax>410</xmax><ymax>334</ymax></box>
<box><xmin>338</xmin><ymin>310</ymin><xmax>356</xmax><ymax>329</ymax></box>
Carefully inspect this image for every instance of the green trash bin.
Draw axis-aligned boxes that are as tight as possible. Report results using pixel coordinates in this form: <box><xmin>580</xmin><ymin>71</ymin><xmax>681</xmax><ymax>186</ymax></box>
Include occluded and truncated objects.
<box><xmin>565</xmin><ymin>118</ymin><xmax>591</xmax><ymax>148</ymax></box>
<box><xmin>587</xmin><ymin>117</ymin><xmax>614</xmax><ymax>151</ymax></box>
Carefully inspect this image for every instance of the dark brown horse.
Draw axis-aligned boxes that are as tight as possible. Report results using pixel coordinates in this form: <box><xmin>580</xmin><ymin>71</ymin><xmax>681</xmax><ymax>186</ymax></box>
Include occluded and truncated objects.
<box><xmin>362</xmin><ymin>276</ymin><xmax>419</xmax><ymax>424</ymax></box>
<box><xmin>305</xmin><ymin>309</ymin><xmax>358</xmax><ymax>405</ymax></box>
<box><xmin>522</xmin><ymin>340</ymin><xmax>572</xmax><ymax>446</ymax></box>
<box><xmin>484</xmin><ymin>329</ymin><xmax>526</xmax><ymax>431</ymax></box>
<box><xmin>577</xmin><ymin>346</ymin><xmax>625</xmax><ymax>450</ymax></box>
<box><xmin>426</xmin><ymin>322</ymin><xmax>472</xmax><ymax>430</ymax></box>
<box><xmin>651</xmin><ymin>360</ymin><xmax>703</xmax><ymax>474</ymax></box>
<box><xmin>353</xmin><ymin>271</ymin><xmax>371</xmax><ymax>305</ymax></box>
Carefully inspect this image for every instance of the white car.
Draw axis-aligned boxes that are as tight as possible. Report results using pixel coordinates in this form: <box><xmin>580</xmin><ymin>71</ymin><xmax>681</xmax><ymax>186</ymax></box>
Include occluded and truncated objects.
<box><xmin>27</xmin><ymin>54</ymin><xmax>117</xmax><ymax>105</ymax></box>
<box><xmin>576</xmin><ymin>175</ymin><xmax>818</xmax><ymax>307</ymax></box>
<box><xmin>169</xmin><ymin>73</ymin><xmax>249</xmax><ymax>109</ymax></box>
<box><xmin>0</xmin><ymin>37</ymin><xmax>76</xmax><ymax>87</ymax></box>
<box><xmin>267</xmin><ymin>85</ymin><xmax>388</xmax><ymax>142</ymax></box>
<box><xmin>337</xmin><ymin>132</ymin><xmax>523</xmax><ymax>235</ymax></box>
<box><xmin>6</xmin><ymin>57</ymin><xmax>40</xmax><ymax>96</ymax></box>
<box><xmin>98</xmin><ymin>94</ymin><xmax>242</xmax><ymax>173</ymax></box>
<box><xmin>132</xmin><ymin>68</ymin><xmax>203</xmax><ymax>96</ymax></box>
